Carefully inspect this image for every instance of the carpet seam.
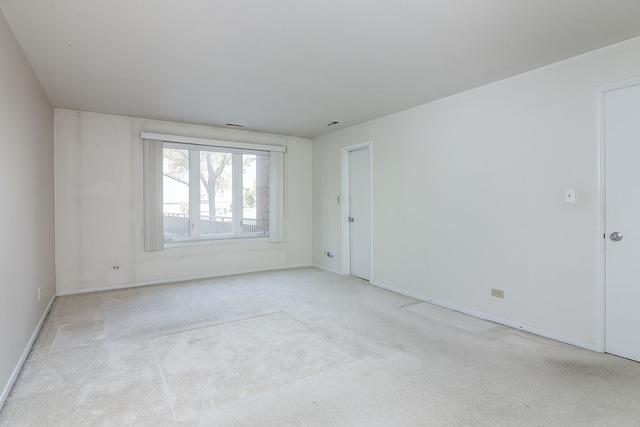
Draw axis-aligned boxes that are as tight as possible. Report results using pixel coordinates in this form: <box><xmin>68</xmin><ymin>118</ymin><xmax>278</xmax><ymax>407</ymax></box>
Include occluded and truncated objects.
<box><xmin>151</xmin><ymin>339</ymin><xmax>179</xmax><ymax>422</ymax></box>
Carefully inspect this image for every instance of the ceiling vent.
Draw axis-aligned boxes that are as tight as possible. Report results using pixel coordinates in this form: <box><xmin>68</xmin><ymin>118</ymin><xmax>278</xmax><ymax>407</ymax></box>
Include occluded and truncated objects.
<box><xmin>327</xmin><ymin>121</ymin><xmax>339</xmax><ymax>126</ymax></box>
<box><xmin>226</xmin><ymin>123</ymin><xmax>244</xmax><ymax>128</ymax></box>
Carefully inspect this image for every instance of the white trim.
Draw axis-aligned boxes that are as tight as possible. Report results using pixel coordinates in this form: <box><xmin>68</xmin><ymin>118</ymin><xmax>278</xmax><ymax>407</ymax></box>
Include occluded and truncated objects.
<box><xmin>594</xmin><ymin>82</ymin><xmax>607</xmax><ymax>353</ymax></box>
<box><xmin>369</xmin><ymin>144</ymin><xmax>374</xmax><ymax>281</ymax></box>
<box><xmin>340</xmin><ymin>149</ymin><xmax>350</xmax><ymax>275</ymax></box>
<box><xmin>56</xmin><ymin>265</ymin><xmax>312</xmax><ymax>296</ymax></box>
<box><xmin>165</xmin><ymin>236</ymin><xmax>270</xmax><ymax>248</ymax></box>
<box><xmin>1</xmin><ymin>294</ymin><xmax>56</xmax><ymax>410</ymax></box>
<box><xmin>370</xmin><ymin>280</ymin><xmax>594</xmax><ymax>351</ymax></box>
<box><xmin>141</xmin><ymin>132</ymin><xmax>286</xmax><ymax>153</ymax></box>
<box><xmin>311</xmin><ymin>263</ymin><xmax>342</xmax><ymax>275</ymax></box>
<box><xmin>340</xmin><ymin>142</ymin><xmax>373</xmax><ymax>278</ymax></box>
<box><xmin>594</xmin><ymin>75</ymin><xmax>640</xmax><ymax>354</ymax></box>
<box><xmin>269</xmin><ymin>151</ymin><xmax>285</xmax><ymax>243</ymax></box>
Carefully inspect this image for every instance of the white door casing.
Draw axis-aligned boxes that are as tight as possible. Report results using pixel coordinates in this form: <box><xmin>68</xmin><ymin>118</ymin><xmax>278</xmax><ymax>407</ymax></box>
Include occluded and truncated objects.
<box><xmin>341</xmin><ymin>143</ymin><xmax>372</xmax><ymax>280</ymax></box>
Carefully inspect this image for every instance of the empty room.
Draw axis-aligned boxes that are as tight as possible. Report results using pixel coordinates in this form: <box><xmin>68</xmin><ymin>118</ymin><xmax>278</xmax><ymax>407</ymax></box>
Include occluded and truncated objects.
<box><xmin>2</xmin><ymin>0</ymin><xmax>640</xmax><ymax>425</ymax></box>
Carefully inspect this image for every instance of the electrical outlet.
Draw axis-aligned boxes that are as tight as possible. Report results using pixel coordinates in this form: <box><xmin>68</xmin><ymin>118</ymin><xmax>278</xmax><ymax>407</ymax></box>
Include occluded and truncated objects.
<box><xmin>491</xmin><ymin>288</ymin><xmax>504</xmax><ymax>299</ymax></box>
<box><xmin>38</xmin><ymin>287</ymin><xmax>41</xmax><ymax>300</ymax></box>
<box><xmin>111</xmin><ymin>264</ymin><xmax>121</xmax><ymax>271</ymax></box>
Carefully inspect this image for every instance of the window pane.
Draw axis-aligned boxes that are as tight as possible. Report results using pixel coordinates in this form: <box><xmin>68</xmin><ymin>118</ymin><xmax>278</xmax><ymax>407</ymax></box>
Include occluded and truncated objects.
<box><xmin>243</xmin><ymin>153</ymin><xmax>269</xmax><ymax>236</ymax></box>
<box><xmin>163</xmin><ymin>148</ymin><xmax>190</xmax><ymax>239</ymax></box>
<box><xmin>200</xmin><ymin>151</ymin><xmax>233</xmax><ymax>236</ymax></box>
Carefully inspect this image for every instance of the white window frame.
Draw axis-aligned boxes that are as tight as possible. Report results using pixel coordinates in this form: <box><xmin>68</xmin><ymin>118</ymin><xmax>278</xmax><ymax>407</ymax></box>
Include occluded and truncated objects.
<box><xmin>142</xmin><ymin>132</ymin><xmax>285</xmax><ymax>251</ymax></box>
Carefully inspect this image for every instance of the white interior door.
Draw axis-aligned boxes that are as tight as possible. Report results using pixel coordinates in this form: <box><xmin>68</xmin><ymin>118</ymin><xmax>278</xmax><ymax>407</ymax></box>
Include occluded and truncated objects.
<box><xmin>605</xmin><ymin>82</ymin><xmax>640</xmax><ymax>362</ymax></box>
<box><xmin>348</xmin><ymin>147</ymin><xmax>371</xmax><ymax>280</ymax></box>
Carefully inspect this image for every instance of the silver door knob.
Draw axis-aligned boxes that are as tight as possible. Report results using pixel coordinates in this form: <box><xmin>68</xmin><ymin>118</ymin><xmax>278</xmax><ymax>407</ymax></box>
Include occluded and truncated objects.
<box><xmin>610</xmin><ymin>232</ymin><xmax>623</xmax><ymax>241</ymax></box>
<box><xmin>348</xmin><ymin>217</ymin><xmax>355</xmax><ymax>223</ymax></box>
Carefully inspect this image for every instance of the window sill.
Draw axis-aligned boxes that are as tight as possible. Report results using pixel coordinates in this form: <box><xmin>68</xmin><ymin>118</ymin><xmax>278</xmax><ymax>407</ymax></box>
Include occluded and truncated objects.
<box><xmin>164</xmin><ymin>236</ymin><xmax>270</xmax><ymax>248</ymax></box>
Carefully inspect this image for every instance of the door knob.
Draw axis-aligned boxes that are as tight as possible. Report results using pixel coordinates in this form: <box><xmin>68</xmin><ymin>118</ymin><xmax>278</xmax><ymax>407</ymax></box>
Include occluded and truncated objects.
<box><xmin>348</xmin><ymin>217</ymin><xmax>355</xmax><ymax>223</ymax></box>
<box><xmin>610</xmin><ymin>232</ymin><xmax>623</xmax><ymax>242</ymax></box>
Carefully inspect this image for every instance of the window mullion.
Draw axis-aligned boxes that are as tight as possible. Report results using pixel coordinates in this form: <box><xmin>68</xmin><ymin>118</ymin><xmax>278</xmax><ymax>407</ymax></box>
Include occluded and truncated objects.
<box><xmin>232</xmin><ymin>153</ymin><xmax>243</xmax><ymax>235</ymax></box>
<box><xmin>189</xmin><ymin>150</ymin><xmax>201</xmax><ymax>238</ymax></box>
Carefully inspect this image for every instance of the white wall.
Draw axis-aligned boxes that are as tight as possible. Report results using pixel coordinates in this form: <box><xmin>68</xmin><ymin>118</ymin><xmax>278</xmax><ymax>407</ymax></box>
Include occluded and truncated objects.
<box><xmin>54</xmin><ymin>110</ymin><xmax>312</xmax><ymax>293</ymax></box>
<box><xmin>313</xmin><ymin>36</ymin><xmax>640</xmax><ymax>347</ymax></box>
<box><xmin>0</xmin><ymin>9</ymin><xmax>55</xmax><ymax>406</ymax></box>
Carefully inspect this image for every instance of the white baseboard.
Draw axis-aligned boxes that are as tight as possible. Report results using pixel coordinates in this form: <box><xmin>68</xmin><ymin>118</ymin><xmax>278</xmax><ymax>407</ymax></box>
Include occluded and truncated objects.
<box><xmin>370</xmin><ymin>280</ymin><xmax>594</xmax><ymax>351</ymax></box>
<box><xmin>1</xmin><ymin>294</ymin><xmax>56</xmax><ymax>410</ymax></box>
<box><xmin>311</xmin><ymin>263</ymin><xmax>342</xmax><ymax>275</ymax></box>
<box><xmin>57</xmin><ymin>264</ymin><xmax>313</xmax><ymax>296</ymax></box>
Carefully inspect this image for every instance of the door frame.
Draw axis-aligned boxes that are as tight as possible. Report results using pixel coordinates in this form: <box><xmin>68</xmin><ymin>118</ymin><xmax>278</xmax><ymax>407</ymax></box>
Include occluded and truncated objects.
<box><xmin>341</xmin><ymin>142</ymin><xmax>373</xmax><ymax>277</ymax></box>
<box><xmin>594</xmin><ymin>75</ymin><xmax>640</xmax><ymax>353</ymax></box>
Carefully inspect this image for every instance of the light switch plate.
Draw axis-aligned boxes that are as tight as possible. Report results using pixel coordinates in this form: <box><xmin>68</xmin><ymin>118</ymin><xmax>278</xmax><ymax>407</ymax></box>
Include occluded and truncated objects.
<box><xmin>564</xmin><ymin>189</ymin><xmax>575</xmax><ymax>203</ymax></box>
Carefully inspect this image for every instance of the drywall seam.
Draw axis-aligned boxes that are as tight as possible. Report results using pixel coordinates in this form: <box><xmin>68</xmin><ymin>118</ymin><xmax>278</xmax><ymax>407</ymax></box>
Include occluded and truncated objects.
<box><xmin>370</xmin><ymin>280</ymin><xmax>594</xmax><ymax>351</ymax></box>
<box><xmin>56</xmin><ymin>264</ymin><xmax>312</xmax><ymax>296</ymax></box>
<box><xmin>0</xmin><ymin>294</ymin><xmax>56</xmax><ymax>410</ymax></box>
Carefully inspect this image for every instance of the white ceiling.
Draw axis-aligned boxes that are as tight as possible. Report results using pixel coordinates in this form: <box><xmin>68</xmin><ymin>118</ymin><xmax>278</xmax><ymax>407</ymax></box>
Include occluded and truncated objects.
<box><xmin>2</xmin><ymin>0</ymin><xmax>640</xmax><ymax>138</ymax></box>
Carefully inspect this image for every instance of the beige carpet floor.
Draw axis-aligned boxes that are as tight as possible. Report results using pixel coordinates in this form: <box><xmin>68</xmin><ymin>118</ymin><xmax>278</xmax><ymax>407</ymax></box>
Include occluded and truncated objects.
<box><xmin>1</xmin><ymin>267</ymin><xmax>640</xmax><ymax>426</ymax></box>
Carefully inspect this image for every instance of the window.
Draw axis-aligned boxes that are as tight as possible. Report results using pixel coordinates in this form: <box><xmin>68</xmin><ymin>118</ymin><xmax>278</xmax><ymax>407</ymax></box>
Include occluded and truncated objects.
<box><xmin>163</xmin><ymin>145</ymin><xmax>270</xmax><ymax>241</ymax></box>
<box><xmin>143</xmin><ymin>133</ymin><xmax>284</xmax><ymax>250</ymax></box>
